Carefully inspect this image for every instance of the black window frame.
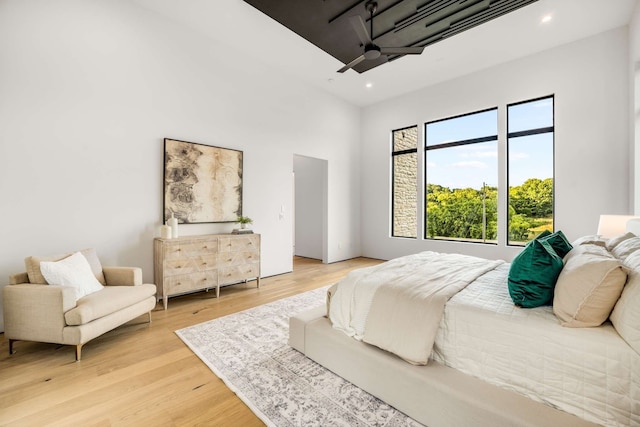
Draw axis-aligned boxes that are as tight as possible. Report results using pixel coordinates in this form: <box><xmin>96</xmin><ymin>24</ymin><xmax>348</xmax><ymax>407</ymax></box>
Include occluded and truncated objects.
<box><xmin>424</xmin><ymin>107</ymin><xmax>499</xmax><ymax>243</ymax></box>
<box><xmin>391</xmin><ymin>125</ymin><xmax>419</xmax><ymax>239</ymax></box>
<box><xmin>506</xmin><ymin>94</ymin><xmax>555</xmax><ymax>246</ymax></box>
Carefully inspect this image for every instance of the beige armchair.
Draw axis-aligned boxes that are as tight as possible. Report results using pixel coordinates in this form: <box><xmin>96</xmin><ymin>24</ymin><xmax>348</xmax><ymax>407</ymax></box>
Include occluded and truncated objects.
<box><xmin>3</xmin><ymin>249</ymin><xmax>157</xmax><ymax>361</ymax></box>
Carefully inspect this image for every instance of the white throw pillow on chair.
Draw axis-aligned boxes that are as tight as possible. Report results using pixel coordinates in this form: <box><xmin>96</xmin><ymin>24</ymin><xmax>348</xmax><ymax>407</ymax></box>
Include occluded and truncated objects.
<box><xmin>40</xmin><ymin>251</ymin><xmax>105</xmax><ymax>300</ymax></box>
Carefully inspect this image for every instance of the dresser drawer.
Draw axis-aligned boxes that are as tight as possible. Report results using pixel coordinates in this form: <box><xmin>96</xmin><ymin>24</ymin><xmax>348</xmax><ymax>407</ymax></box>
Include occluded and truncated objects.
<box><xmin>163</xmin><ymin>254</ymin><xmax>218</xmax><ymax>276</ymax></box>
<box><xmin>219</xmin><ymin>235</ymin><xmax>260</xmax><ymax>253</ymax></box>
<box><xmin>163</xmin><ymin>258</ymin><xmax>198</xmax><ymax>276</ymax></box>
<box><xmin>219</xmin><ymin>262</ymin><xmax>260</xmax><ymax>285</ymax></box>
<box><xmin>164</xmin><ymin>240</ymin><xmax>219</xmax><ymax>260</ymax></box>
<box><xmin>219</xmin><ymin>251</ymin><xmax>259</xmax><ymax>267</ymax></box>
<box><xmin>165</xmin><ymin>271</ymin><xmax>218</xmax><ymax>295</ymax></box>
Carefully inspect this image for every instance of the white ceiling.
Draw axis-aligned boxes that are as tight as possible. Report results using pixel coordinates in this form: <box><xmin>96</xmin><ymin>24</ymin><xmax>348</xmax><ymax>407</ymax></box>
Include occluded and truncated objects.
<box><xmin>134</xmin><ymin>0</ymin><xmax>637</xmax><ymax>107</ymax></box>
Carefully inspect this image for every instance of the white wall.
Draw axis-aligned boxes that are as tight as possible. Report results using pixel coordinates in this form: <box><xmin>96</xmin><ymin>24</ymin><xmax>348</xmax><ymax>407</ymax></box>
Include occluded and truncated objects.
<box><xmin>0</xmin><ymin>0</ymin><xmax>362</xmax><ymax>329</ymax></box>
<box><xmin>294</xmin><ymin>155</ymin><xmax>327</xmax><ymax>260</ymax></box>
<box><xmin>361</xmin><ymin>27</ymin><xmax>631</xmax><ymax>262</ymax></box>
<box><xmin>631</xmin><ymin>0</ymin><xmax>640</xmax><ymax>213</ymax></box>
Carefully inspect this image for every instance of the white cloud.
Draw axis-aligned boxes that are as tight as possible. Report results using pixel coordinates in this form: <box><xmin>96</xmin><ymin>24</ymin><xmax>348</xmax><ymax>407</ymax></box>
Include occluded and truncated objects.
<box><xmin>474</xmin><ymin>151</ymin><xmax>497</xmax><ymax>159</ymax></box>
<box><xmin>451</xmin><ymin>161</ymin><xmax>487</xmax><ymax>169</ymax></box>
<box><xmin>455</xmin><ymin>144</ymin><xmax>497</xmax><ymax>160</ymax></box>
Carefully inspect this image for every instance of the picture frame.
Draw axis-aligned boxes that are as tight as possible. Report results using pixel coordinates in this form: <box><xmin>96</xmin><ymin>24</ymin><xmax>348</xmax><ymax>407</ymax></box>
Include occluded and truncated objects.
<box><xmin>163</xmin><ymin>138</ymin><xmax>243</xmax><ymax>223</ymax></box>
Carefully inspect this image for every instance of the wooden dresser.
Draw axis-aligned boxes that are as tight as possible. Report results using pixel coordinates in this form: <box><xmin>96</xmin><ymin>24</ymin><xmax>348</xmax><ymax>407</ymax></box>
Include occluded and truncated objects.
<box><xmin>153</xmin><ymin>233</ymin><xmax>260</xmax><ymax>309</ymax></box>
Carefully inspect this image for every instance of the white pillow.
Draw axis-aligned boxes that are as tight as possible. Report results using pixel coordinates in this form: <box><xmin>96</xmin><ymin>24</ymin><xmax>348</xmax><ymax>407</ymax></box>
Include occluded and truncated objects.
<box><xmin>571</xmin><ymin>234</ymin><xmax>606</xmax><ymax>248</ymax></box>
<box><xmin>606</xmin><ymin>232</ymin><xmax>636</xmax><ymax>252</ymax></box>
<box><xmin>40</xmin><ymin>252</ymin><xmax>104</xmax><ymax>300</ymax></box>
<box><xmin>24</xmin><ymin>248</ymin><xmax>106</xmax><ymax>285</ymax></box>
<box><xmin>610</xmin><ymin>250</ymin><xmax>640</xmax><ymax>354</ymax></box>
<box><xmin>553</xmin><ymin>245</ymin><xmax>628</xmax><ymax>328</ymax></box>
<box><xmin>611</xmin><ymin>236</ymin><xmax>640</xmax><ymax>261</ymax></box>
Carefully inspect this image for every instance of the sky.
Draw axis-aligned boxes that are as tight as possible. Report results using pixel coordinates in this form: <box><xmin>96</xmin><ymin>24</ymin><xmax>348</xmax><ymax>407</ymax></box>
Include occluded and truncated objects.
<box><xmin>425</xmin><ymin>98</ymin><xmax>553</xmax><ymax>189</ymax></box>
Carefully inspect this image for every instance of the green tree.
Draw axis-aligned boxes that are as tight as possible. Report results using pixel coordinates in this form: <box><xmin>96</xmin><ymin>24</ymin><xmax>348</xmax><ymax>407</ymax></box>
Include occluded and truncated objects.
<box><xmin>426</xmin><ymin>184</ymin><xmax>497</xmax><ymax>241</ymax></box>
<box><xmin>509</xmin><ymin>178</ymin><xmax>553</xmax><ymax>218</ymax></box>
<box><xmin>508</xmin><ymin>205</ymin><xmax>533</xmax><ymax>241</ymax></box>
<box><xmin>426</xmin><ymin>178</ymin><xmax>552</xmax><ymax>243</ymax></box>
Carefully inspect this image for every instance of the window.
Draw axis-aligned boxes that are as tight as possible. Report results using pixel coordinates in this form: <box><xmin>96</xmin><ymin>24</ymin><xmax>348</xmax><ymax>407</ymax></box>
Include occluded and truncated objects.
<box><xmin>391</xmin><ymin>126</ymin><xmax>418</xmax><ymax>238</ymax></box>
<box><xmin>507</xmin><ymin>96</ymin><xmax>554</xmax><ymax>245</ymax></box>
<box><xmin>425</xmin><ymin>109</ymin><xmax>498</xmax><ymax>243</ymax></box>
<box><xmin>390</xmin><ymin>96</ymin><xmax>554</xmax><ymax>244</ymax></box>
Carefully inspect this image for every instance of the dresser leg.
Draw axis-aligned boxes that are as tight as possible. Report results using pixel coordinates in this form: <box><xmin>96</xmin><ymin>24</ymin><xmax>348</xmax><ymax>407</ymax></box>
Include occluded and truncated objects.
<box><xmin>163</xmin><ymin>297</ymin><xmax>168</xmax><ymax>310</ymax></box>
<box><xmin>216</xmin><ymin>285</ymin><xmax>220</xmax><ymax>298</ymax></box>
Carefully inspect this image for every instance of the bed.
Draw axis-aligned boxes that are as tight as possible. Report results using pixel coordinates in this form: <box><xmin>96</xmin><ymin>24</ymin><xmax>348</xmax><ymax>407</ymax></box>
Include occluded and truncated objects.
<box><xmin>289</xmin><ymin>231</ymin><xmax>640</xmax><ymax>427</ymax></box>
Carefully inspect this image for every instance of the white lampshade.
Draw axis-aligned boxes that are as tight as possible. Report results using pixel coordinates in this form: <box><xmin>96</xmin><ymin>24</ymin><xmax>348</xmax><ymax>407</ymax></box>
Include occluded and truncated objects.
<box><xmin>597</xmin><ymin>215</ymin><xmax>639</xmax><ymax>238</ymax></box>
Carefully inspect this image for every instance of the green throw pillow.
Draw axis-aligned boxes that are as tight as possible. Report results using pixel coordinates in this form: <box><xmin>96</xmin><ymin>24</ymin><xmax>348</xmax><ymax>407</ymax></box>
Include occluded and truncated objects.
<box><xmin>508</xmin><ymin>239</ymin><xmax>564</xmax><ymax>308</ymax></box>
<box><xmin>539</xmin><ymin>230</ymin><xmax>573</xmax><ymax>259</ymax></box>
<box><xmin>534</xmin><ymin>230</ymin><xmax>552</xmax><ymax>241</ymax></box>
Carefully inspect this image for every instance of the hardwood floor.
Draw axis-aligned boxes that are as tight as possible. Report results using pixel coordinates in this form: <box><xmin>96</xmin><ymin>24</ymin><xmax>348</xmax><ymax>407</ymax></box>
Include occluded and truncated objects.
<box><xmin>0</xmin><ymin>256</ymin><xmax>382</xmax><ymax>427</ymax></box>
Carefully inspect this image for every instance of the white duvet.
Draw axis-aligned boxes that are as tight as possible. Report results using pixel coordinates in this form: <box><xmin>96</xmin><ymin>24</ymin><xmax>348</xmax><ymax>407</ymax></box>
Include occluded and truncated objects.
<box><xmin>329</xmin><ymin>251</ymin><xmax>503</xmax><ymax>365</ymax></box>
<box><xmin>433</xmin><ymin>263</ymin><xmax>640</xmax><ymax>427</ymax></box>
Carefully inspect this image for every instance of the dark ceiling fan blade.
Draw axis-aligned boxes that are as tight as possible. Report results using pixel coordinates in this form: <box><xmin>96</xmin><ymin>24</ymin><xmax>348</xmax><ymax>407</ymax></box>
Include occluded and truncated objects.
<box><xmin>337</xmin><ymin>54</ymin><xmax>367</xmax><ymax>73</ymax></box>
<box><xmin>338</xmin><ymin>2</ymin><xmax>422</xmax><ymax>73</ymax></box>
<box><xmin>349</xmin><ymin>15</ymin><xmax>372</xmax><ymax>46</ymax></box>
<box><xmin>379</xmin><ymin>46</ymin><xmax>425</xmax><ymax>55</ymax></box>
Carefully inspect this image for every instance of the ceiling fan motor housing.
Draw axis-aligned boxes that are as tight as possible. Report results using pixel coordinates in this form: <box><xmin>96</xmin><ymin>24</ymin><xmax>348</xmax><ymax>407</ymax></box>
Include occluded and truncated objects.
<box><xmin>364</xmin><ymin>44</ymin><xmax>381</xmax><ymax>60</ymax></box>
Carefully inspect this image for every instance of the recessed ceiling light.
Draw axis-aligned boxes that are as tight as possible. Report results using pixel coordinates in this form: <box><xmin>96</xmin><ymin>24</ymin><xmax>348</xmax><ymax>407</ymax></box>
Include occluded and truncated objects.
<box><xmin>541</xmin><ymin>15</ymin><xmax>552</xmax><ymax>23</ymax></box>
<box><xmin>365</xmin><ymin>82</ymin><xmax>373</xmax><ymax>89</ymax></box>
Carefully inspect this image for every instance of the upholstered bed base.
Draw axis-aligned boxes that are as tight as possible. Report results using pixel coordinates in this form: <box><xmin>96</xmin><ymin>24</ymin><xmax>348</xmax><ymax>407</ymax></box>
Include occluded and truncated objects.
<box><xmin>289</xmin><ymin>306</ymin><xmax>598</xmax><ymax>427</ymax></box>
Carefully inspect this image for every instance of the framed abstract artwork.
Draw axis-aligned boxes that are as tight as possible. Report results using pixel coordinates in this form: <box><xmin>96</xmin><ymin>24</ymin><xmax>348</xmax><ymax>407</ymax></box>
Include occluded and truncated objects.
<box><xmin>163</xmin><ymin>138</ymin><xmax>243</xmax><ymax>223</ymax></box>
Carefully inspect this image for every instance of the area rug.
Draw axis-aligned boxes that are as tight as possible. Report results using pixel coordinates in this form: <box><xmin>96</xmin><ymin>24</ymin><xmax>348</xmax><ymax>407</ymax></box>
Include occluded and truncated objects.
<box><xmin>175</xmin><ymin>287</ymin><xmax>422</xmax><ymax>427</ymax></box>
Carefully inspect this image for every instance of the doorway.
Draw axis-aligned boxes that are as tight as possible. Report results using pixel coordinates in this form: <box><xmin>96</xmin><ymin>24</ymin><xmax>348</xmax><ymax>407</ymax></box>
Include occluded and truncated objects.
<box><xmin>293</xmin><ymin>154</ymin><xmax>328</xmax><ymax>263</ymax></box>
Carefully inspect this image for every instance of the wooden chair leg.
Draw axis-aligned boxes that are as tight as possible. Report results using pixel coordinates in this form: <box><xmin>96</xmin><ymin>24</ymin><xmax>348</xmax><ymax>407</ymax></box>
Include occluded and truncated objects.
<box><xmin>75</xmin><ymin>344</ymin><xmax>83</xmax><ymax>361</ymax></box>
<box><xmin>147</xmin><ymin>311</ymin><xmax>152</xmax><ymax>323</ymax></box>
<box><xmin>9</xmin><ymin>339</ymin><xmax>16</xmax><ymax>355</ymax></box>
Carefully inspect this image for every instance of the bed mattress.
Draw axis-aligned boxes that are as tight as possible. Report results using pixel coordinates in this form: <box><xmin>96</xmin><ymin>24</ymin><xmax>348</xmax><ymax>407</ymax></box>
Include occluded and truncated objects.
<box><xmin>432</xmin><ymin>263</ymin><xmax>640</xmax><ymax>427</ymax></box>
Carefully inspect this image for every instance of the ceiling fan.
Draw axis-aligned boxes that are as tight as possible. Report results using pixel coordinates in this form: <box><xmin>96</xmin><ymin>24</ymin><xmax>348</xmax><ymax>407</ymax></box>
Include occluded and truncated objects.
<box><xmin>337</xmin><ymin>1</ymin><xmax>425</xmax><ymax>73</ymax></box>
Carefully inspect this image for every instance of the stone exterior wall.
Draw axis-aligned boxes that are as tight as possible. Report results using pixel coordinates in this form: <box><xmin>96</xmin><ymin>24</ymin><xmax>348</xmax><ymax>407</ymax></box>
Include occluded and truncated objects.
<box><xmin>392</xmin><ymin>127</ymin><xmax>418</xmax><ymax>238</ymax></box>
